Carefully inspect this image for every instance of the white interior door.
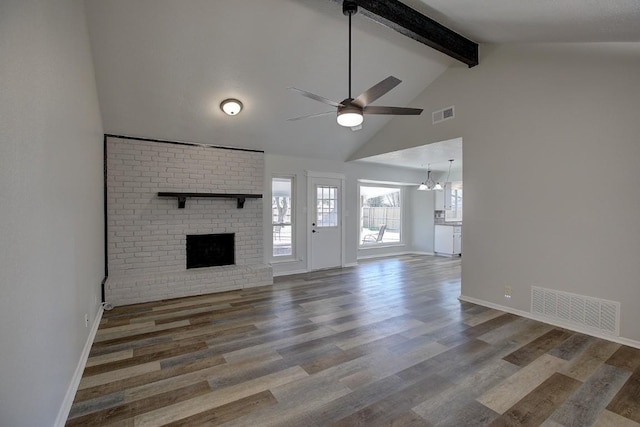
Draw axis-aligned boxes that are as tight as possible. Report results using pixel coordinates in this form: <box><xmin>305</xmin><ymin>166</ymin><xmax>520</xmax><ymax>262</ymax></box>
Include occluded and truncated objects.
<box><xmin>309</xmin><ymin>175</ymin><xmax>343</xmax><ymax>270</ymax></box>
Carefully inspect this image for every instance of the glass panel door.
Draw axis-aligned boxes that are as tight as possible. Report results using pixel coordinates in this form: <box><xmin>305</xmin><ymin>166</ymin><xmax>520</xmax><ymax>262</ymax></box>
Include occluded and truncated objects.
<box><xmin>315</xmin><ymin>185</ymin><xmax>338</xmax><ymax>227</ymax></box>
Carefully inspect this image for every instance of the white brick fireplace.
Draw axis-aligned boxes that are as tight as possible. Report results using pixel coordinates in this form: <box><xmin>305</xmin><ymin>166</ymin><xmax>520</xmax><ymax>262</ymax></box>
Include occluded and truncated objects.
<box><xmin>105</xmin><ymin>136</ymin><xmax>272</xmax><ymax>306</ymax></box>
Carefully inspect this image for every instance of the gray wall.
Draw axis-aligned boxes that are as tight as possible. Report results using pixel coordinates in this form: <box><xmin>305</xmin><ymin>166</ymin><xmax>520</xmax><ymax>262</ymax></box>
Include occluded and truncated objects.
<box><xmin>0</xmin><ymin>0</ymin><xmax>104</xmax><ymax>425</ymax></box>
<box><xmin>353</xmin><ymin>43</ymin><xmax>640</xmax><ymax>343</ymax></box>
<box><xmin>264</xmin><ymin>154</ymin><xmax>430</xmax><ymax>275</ymax></box>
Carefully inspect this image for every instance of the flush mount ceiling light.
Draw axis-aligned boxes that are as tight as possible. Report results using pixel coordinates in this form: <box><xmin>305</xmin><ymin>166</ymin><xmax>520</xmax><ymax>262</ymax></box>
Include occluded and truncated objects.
<box><xmin>220</xmin><ymin>99</ymin><xmax>243</xmax><ymax>116</ymax></box>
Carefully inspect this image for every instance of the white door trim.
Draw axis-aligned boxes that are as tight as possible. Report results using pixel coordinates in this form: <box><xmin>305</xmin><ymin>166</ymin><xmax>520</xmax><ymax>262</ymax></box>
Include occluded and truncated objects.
<box><xmin>306</xmin><ymin>170</ymin><xmax>346</xmax><ymax>180</ymax></box>
<box><xmin>305</xmin><ymin>171</ymin><xmax>346</xmax><ymax>271</ymax></box>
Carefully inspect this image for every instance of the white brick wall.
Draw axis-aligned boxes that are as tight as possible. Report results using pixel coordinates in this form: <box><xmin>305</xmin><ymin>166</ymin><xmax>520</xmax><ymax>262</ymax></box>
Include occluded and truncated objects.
<box><xmin>105</xmin><ymin>137</ymin><xmax>272</xmax><ymax>305</ymax></box>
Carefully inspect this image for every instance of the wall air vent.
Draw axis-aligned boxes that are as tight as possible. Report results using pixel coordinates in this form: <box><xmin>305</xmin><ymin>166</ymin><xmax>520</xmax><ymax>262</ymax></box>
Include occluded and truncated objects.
<box><xmin>432</xmin><ymin>106</ymin><xmax>455</xmax><ymax>124</ymax></box>
<box><xmin>531</xmin><ymin>286</ymin><xmax>620</xmax><ymax>336</ymax></box>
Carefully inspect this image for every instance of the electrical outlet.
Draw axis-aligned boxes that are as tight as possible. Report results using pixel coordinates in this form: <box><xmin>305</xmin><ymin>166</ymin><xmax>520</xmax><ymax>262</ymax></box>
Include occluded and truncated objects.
<box><xmin>504</xmin><ymin>285</ymin><xmax>512</xmax><ymax>299</ymax></box>
<box><xmin>84</xmin><ymin>313</ymin><xmax>89</xmax><ymax>328</ymax></box>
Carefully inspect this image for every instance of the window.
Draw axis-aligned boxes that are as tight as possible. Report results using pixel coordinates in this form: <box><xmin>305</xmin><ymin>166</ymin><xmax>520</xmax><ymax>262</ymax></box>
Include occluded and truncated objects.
<box><xmin>359</xmin><ymin>185</ymin><xmax>402</xmax><ymax>246</ymax></box>
<box><xmin>445</xmin><ymin>182</ymin><xmax>463</xmax><ymax>222</ymax></box>
<box><xmin>316</xmin><ymin>185</ymin><xmax>338</xmax><ymax>227</ymax></box>
<box><xmin>272</xmin><ymin>177</ymin><xmax>294</xmax><ymax>258</ymax></box>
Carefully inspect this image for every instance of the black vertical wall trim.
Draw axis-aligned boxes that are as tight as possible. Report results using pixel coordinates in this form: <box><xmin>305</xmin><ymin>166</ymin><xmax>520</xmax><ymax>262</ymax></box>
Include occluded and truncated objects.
<box><xmin>103</xmin><ymin>134</ymin><xmax>108</xmax><ymax>302</ymax></box>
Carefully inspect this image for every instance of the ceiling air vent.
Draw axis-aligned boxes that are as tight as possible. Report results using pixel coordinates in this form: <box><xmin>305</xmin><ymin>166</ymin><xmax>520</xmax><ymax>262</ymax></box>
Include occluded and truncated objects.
<box><xmin>432</xmin><ymin>106</ymin><xmax>455</xmax><ymax>124</ymax></box>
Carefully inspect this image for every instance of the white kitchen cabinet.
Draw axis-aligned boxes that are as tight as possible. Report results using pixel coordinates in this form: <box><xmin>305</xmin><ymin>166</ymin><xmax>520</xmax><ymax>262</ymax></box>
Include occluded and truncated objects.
<box><xmin>445</xmin><ymin>193</ymin><xmax>463</xmax><ymax>222</ymax></box>
<box><xmin>435</xmin><ymin>189</ymin><xmax>444</xmax><ymax>210</ymax></box>
<box><xmin>453</xmin><ymin>229</ymin><xmax>462</xmax><ymax>254</ymax></box>
<box><xmin>434</xmin><ymin>225</ymin><xmax>462</xmax><ymax>256</ymax></box>
<box><xmin>443</xmin><ymin>183</ymin><xmax>452</xmax><ymax>210</ymax></box>
<box><xmin>435</xmin><ymin>183</ymin><xmax>460</xmax><ymax>213</ymax></box>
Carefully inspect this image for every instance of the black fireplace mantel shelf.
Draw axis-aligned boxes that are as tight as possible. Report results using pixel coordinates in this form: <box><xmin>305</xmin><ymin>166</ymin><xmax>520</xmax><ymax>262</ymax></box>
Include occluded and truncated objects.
<box><xmin>158</xmin><ymin>192</ymin><xmax>263</xmax><ymax>209</ymax></box>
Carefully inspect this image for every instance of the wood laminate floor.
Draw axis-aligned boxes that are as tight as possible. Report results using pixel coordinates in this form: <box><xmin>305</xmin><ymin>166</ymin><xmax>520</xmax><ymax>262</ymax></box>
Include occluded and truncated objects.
<box><xmin>68</xmin><ymin>255</ymin><xmax>640</xmax><ymax>426</ymax></box>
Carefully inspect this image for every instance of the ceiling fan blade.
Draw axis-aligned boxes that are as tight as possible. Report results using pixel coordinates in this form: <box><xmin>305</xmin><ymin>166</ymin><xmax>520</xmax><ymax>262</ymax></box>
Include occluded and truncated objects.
<box><xmin>352</xmin><ymin>76</ymin><xmax>402</xmax><ymax>108</ymax></box>
<box><xmin>288</xmin><ymin>87</ymin><xmax>343</xmax><ymax>108</ymax></box>
<box><xmin>286</xmin><ymin>111</ymin><xmax>335</xmax><ymax>121</ymax></box>
<box><xmin>364</xmin><ymin>106</ymin><xmax>423</xmax><ymax>115</ymax></box>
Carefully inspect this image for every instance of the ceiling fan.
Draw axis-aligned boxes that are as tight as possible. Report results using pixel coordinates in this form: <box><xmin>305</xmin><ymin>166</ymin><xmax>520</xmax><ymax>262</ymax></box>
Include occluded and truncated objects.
<box><xmin>287</xmin><ymin>1</ymin><xmax>423</xmax><ymax>129</ymax></box>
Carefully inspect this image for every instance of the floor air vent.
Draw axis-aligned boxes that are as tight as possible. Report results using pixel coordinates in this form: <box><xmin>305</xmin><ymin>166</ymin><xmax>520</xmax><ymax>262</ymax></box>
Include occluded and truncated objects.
<box><xmin>531</xmin><ymin>286</ymin><xmax>620</xmax><ymax>336</ymax></box>
<box><xmin>432</xmin><ymin>106</ymin><xmax>455</xmax><ymax>124</ymax></box>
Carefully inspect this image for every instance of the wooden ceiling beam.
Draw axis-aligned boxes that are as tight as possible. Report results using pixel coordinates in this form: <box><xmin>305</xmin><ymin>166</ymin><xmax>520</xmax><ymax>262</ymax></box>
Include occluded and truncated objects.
<box><xmin>337</xmin><ymin>0</ymin><xmax>479</xmax><ymax>67</ymax></box>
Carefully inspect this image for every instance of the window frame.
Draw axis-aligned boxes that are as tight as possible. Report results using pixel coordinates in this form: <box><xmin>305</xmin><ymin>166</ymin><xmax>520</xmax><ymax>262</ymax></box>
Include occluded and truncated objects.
<box><xmin>358</xmin><ymin>183</ymin><xmax>403</xmax><ymax>248</ymax></box>
<box><xmin>271</xmin><ymin>175</ymin><xmax>296</xmax><ymax>261</ymax></box>
<box><xmin>315</xmin><ymin>184</ymin><xmax>339</xmax><ymax>228</ymax></box>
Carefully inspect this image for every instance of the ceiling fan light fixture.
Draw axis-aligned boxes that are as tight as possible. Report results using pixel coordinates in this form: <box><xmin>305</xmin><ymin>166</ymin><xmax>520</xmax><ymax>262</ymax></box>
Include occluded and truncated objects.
<box><xmin>286</xmin><ymin>1</ymin><xmax>422</xmax><ymax>124</ymax></box>
<box><xmin>337</xmin><ymin>111</ymin><xmax>363</xmax><ymax>127</ymax></box>
<box><xmin>220</xmin><ymin>99</ymin><xmax>243</xmax><ymax>116</ymax></box>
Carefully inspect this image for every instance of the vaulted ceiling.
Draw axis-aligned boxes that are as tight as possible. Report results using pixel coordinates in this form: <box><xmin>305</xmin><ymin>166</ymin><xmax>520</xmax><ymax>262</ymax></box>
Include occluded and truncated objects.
<box><xmin>406</xmin><ymin>0</ymin><xmax>640</xmax><ymax>43</ymax></box>
<box><xmin>85</xmin><ymin>0</ymin><xmax>640</xmax><ymax>162</ymax></box>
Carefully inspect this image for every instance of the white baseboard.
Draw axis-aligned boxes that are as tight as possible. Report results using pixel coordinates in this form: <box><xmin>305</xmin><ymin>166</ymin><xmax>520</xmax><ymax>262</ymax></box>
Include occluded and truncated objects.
<box><xmin>357</xmin><ymin>251</ymin><xmax>437</xmax><ymax>261</ymax></box>
<box><xmin>274</xmin><ymin>253</ymin><xmax>438</xmax><ymax>276</ymax></box>
<box><xmin>274</xmin><ymin>262</ymin><xmax>359</xmax><ymax>277</ymax></box>
<box><xmin>54</xmin><ymin>306</ymin><xmax>104</xmax><ymax>426</ymax></box>
<box><xmin>273</xmin><ymin>268</ymin><xmax>309</xmax><ymax>277</ymax></box>
<box><xmin>458</xmin><ymin>294</ymin><xmax>640</xmax><ymax>350</ymax></box>
<box><xmin>357</xmin><ymin>250</ymin><xmax>412</xmax><ymax>261</ymax></box>
<box><xmin>434</xmin><ymin>252</ymin><xmax>462</xmax><ymax>258</ymax></box>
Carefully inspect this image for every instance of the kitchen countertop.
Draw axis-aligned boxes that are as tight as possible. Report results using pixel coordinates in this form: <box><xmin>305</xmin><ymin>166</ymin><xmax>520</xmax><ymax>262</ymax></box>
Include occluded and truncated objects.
<box><xmin>435</xmin><ymin>223</ymin><xmax>462</xmax><ymax>227</ymax></box>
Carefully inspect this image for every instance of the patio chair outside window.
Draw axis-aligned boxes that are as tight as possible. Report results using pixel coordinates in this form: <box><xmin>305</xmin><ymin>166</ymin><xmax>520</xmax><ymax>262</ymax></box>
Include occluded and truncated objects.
<box><xmin>362</xmin><ymin>224</ymin><xmax>387</xmax><ymax>244</ymax></box>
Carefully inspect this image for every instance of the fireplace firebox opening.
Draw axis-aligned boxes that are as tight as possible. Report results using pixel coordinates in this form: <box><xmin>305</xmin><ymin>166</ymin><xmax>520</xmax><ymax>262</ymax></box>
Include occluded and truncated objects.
<box><xmin>186</xmin><ymin>233</ymin><xmax>235</xmax><ymax>269</ymax></box>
